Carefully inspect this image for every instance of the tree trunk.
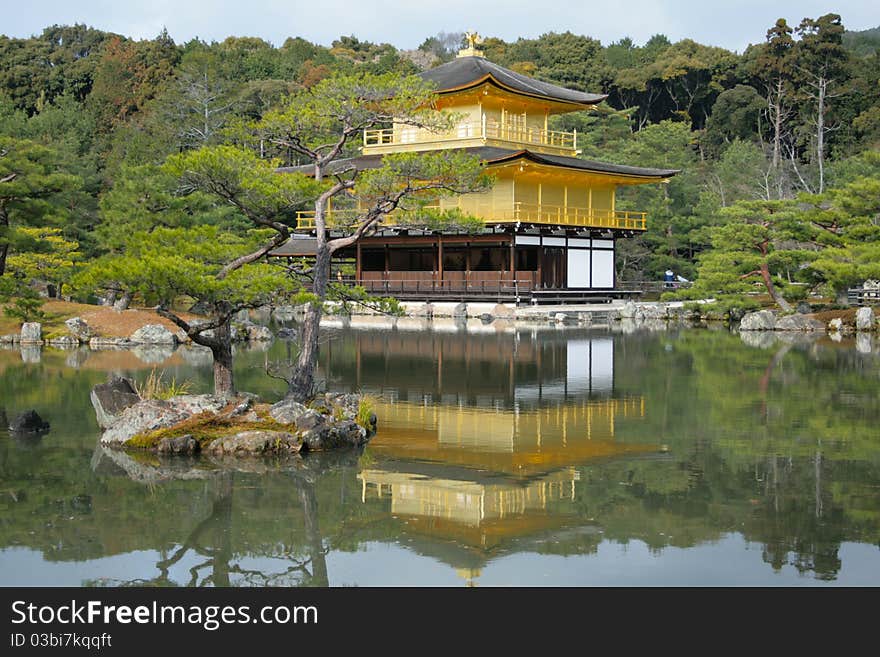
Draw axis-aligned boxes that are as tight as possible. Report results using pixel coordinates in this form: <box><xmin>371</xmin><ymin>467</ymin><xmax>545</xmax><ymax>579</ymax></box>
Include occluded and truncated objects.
<box><xmin>771</xmin><ymin>79</ymin><xmax>784</xmax><ymax>199</ymax></box>
<box><xmin>211</xmin><ymin>316</ymin><xmax>235</xmax><ymax>399</ymax></box>
<box><xmin>816</xmin><ymin>77</ymin><xmax>826</xmax><ymax>194</ymax></box>
<box><xmin>287</xmin><ymin>245</ymin><xmax>331</xmax><ymax>402</ymax></box>
<box><xmin>0</xmin><ymin>205</ymin><xmax>8</xmax><ymax>276</ymax></box>
<box><xmin>760</xmin><ymin>261</ymin><xmax>792</xmax><ymax>312</ymax></box>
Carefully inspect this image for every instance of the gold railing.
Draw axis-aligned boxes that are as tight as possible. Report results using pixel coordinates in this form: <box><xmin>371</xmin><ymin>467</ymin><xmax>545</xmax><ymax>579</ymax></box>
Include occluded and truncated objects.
<box><xmin>295</xmin><ymin>203</ymin><xmax>646</xmax><ymax>231</ymax></box>
<box><xmin>363</xmin><ymin>118</ymin><xmax>577</xmax><ymax>152</ymax></box>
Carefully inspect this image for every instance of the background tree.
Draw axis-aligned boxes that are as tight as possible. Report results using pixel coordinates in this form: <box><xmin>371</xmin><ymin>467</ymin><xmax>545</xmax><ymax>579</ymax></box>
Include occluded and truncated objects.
<box><xmin>0</xmin><ymin>136</ymin><xmax>79</xmax><ymax>276</ymax></box>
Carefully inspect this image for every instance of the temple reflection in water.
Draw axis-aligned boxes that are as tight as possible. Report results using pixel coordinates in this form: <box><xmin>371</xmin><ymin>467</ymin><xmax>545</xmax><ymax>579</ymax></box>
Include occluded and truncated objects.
<box><xmin>319</xmin><ymin>320</ymin><xmax>664</xmax><ymax>583</ymax></box>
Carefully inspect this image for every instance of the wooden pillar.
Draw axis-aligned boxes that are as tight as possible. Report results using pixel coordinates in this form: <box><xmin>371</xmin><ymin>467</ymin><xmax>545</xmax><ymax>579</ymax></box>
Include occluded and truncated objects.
<box><xmin>356</xmin><ymin>241</ymin><xmax>362</xmax><ymax>284</ymax></box>
<box><xmin>384</xmin><ymin>244</ymin><xmax>390</xmax><ymax>292</ymax></box>
<box><xmin>465</xmin><ymin>241</ymin><xmax>471</xmax><ymax>292</ymax></box>
<box><xmin>509</xmin><ymin>237</ymin><xmax>515</xmax><ymax>285</ymax></box>
<box><xmin>437</xmin><ymin>234</ymin><xmax>444</xmax><ymax>290</ymax></box>
<box><xmin>536</xmin><ymin>236</ymin><xmax>543</xmax><ymax>289</ymax></box>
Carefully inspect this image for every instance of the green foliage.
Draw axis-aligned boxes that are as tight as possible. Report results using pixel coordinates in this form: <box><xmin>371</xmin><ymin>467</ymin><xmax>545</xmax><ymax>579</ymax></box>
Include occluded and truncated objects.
<box><xmin>73</xmin><ymin>225</ymin><xmax>298</xmax><ymax>309</ymax></box>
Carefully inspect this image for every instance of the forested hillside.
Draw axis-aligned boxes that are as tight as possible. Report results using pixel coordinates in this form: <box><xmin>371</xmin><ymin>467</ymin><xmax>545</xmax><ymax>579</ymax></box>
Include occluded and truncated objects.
<box><xmin>1</xmin><ymin>13</ymin><xmax>878</xmax><ymax>314</ymax></box>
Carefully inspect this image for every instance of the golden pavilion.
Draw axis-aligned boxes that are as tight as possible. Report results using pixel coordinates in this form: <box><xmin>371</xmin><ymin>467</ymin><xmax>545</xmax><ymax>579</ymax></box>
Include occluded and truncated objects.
<box><xmin>274</xmin><ymin>33</ymin><xmax>678</xmax><ymax>303</ymax></box>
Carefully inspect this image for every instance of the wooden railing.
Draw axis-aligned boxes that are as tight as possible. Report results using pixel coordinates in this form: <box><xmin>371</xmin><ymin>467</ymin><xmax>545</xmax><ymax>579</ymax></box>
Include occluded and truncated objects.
<box><xmin>363</xmin><ymin>117</ymin><xmax>577</xmax><ymax>152</ymax></box>
<box><xmin>295</xmin><ymin>203</ymin><xmax>646</xmax><ymax>231</ymax></box>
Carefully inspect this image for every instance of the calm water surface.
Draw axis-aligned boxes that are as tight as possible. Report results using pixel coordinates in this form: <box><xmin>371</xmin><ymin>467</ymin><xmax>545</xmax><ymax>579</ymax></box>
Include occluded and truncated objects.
<box><xmin>1</xmin><ymin>319</ymin><xmax>878</xmax><ymax>586</ymax></box>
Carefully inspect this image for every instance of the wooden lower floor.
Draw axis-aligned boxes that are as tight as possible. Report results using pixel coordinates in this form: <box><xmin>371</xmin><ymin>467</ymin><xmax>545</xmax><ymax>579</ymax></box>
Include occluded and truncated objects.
<box><xmin>332</xmin><ymin>231</ymin><xmax>624</xmax><ymax>301</ymax></box>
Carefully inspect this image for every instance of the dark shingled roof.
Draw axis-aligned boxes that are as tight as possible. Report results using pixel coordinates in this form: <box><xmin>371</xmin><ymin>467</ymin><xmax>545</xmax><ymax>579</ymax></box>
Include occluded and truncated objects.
<box><xmin>421</xmin><ymin>56</ymin><xmax>607</xmax><ymax>106</ymax></box>
<box><xmin>268</xmin><ymin>236</ymin><xmax>318</xmax><ymax>257</ymax></box>
<box><xmin>277</xmin><ymin>147</ymin><xmax>679</xmax><ymax>180</ymax></box>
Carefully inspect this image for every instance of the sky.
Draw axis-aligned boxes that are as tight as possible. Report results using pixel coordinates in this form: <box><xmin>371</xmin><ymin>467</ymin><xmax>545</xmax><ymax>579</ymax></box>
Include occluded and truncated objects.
<box><xmin>2</xmin><ymin>1</ymin><xmax>877</xmax><ymax>53</ymax></box>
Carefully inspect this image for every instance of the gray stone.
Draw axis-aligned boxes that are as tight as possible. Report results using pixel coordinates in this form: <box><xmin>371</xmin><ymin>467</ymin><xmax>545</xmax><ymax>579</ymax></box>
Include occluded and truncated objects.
<box><xmin>796</xmin><ymin>301</ymin><xmax>812</xmax><ymax>314</ymax></box>
<box><xmin>64</xmin><ymin>317</ymin><xmax>92</xmax><ymax>342</ymax></box>
<box><xmin>206</xmin><ymin>430</ymin><xmax>302</xmax><ymax>455</ymax></box>
<box><xmin>619</xmin><ymin>301</ymin><xmax>644</xmax><ymax>320</ymax></box>
<box><xmin>295</xmin><ymin>409</ymin><xmax>325</xmax><ymax>432</ymax></box>
<box><xmin>828</xmin><ymin>318</ymin><xmax>843</xmax><ymax>332</ymax></box>
<box><xmin>277</xmin><ymin>327</ymin><xmax>297</xmax><ymax>340</ymax></box>
<box><xmin>129</xmin><ymin>324</ymin><xmax>177</xmax><ymax>345</ymax></box>
<box><xmin>20</xmin><ymin>322</ymin><xmax>42</xmax><ymax>344</ymax></box>
<box><xmin>0</xmin><ymin>334</ymin><xmax>19</xmax><ymax>344</ymax></box>
<box><xmin>157</xmin><ymin>434</ymin><xmax>200</xmax><ymax>455</ymax></box>
<box><xmin>452</xmin><ymin>303</ymin><xmax>468</xmax><ymax>318</ymax></box>
<box><xmin>641</xmin><ymin>304</ymin><xmax>669</xmax><ymax>320</ymax></box>
<box><xmin>90</xmin><ymin>377</ymin><xmax>141</xmax><ymax>430</ymax></box>
<box><xmin>89</xmin><ymin>337</ymin><xmax>133</xmax><ymax>348</ymax></box>
<box><xmin>774</xmin><ymin>314</ymin><xmax>825</xmax><ymax>332</ymax></box>
<box><xmin>47</xmin><ymin>335</ymin><xmax>80</xmax><ymax>348</ymax></box>
<box><xmin>411</xmin><ymin>303</ymin><xmax>434</xmax><ymax>318</ymax></box>
<box><xmin>9</xmin><ymin>409</ymin><xmax>50</xmax><ymax>433</ymax></box>
<box><xmin>325</xmin><ymin>420</ymin><xmax>369</xmax><ymax>448</ymax></box>
<box><xmin>856</xmin><ymin>306</ymin><xmax>876</xmax><ymax>332</ymax></box>
<box><xmin>246</xmin><ymin>324</ymin><xmax>273</xmax><ymax>341</ymax></box>
<box><xmin>99</xmin><ymin>395</ymin><xmax>226</xmax><ymax>445</ymax></box>
<box><xmin>739</xmin><ymin>310</ymin><xmax>777</xmax><ymax>331</ymax></box>
<box><xmin>234</xmin><ymin>308</ymin><xmax>250</xmax><ymax>323</ymax></box>
<box><xmin>269</xmin><ymin>399</ymin><xmax>309</xmax><ymax>424</ymax></box>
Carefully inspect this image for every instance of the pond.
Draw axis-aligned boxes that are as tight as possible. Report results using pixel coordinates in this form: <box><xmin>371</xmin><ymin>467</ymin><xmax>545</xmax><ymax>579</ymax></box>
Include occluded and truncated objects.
<box><xmin>1</xmin><ymin>319</ymin><xmax>879</xmax><ymax>586</ymax></box>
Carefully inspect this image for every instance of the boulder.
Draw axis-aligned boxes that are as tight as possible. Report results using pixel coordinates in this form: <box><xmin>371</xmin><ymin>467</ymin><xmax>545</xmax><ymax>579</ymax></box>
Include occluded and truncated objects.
<box><xmin>20</xmin><ymin>322</ymin><xmax>42</xmax><ymax>344</ymax></box>
<box><xmin>277</xmin><ymin>327</ymin><xmax>297</xmax><ymax>340</ymax></box>
<box><xmin>206</xmin><ymin>430</ymin><xmax>302</xmax><ymax>455</ymax></box>
<box><xmin>739</xmin><ymin>310</ymin><xmax>776</xmax><ymax>331</ymax></box>
<box><xmin>828</xmin><ymin>318</ymin><xmax>843</xmax><ymax>332</ymax></box>
<box><xmin>0</xmin><ymin>334</ymin><xmax>19</xmax><ymax>344</ymax></box>
<box><xmin>619</xmin><ymin>301</ymin><xmax>644</xmax><ymax>320</ymax></box>
<box><xmin>90</xmin><ymin>377</ymin><xmax>141</xmax><ymax>429</ymax></box>
<box><xmin>157</xmin><ymin>434</ymin><xmax>200</xmax><ymax>455</ymax></box>
<box><xmin>452</xmin><ymin>303</ymin><xmax>468</xmax><ymax>318</ymax></box>
<box><xmin>129</xmin><ymin>324</ymin><xmax>177</xmax><ymax>345</ymax></box>
<box><xmin>492</xmin><ymin>303</ymin><xmax>515</xmax><ymax>319</ymax></box>
<box><xmin>9</xmin><ymin>409</ymin><xmax>50</xmax><ymax>433</ymax></box>
<box><xmin>641</xmin><ymin>304</ymin><xmax>668</xmax><ymax>320</ymax></box>
<box><xmin>99</xmin><ymin>394</ymin><xmax>226</xmax><ymax>445</ymax></box>
<box><xmin>856</xmin><ymin>306</ymin><xmax>876</xmax><ymax>332</ymax></box>
<box><xmin>269</xmin><ymin>399</ymin><xmax>309</xmax><ymax>424</ymax></box>
<box><xmin>64</xmin><ymin>317</ymin><xmax>92</xmax><ymax>342</ymax></box>
<box><xmin>774</xmin><ymin>314</ymin><xmax>825</xmax><ymax>332</ymax></box>
<box><xmin>411</xmin><ymin>303</ymin><xmax>434</xmax><ymax>318</ymax></box>
<box><xmin>246</xmin><ymin>324</ymin><xmax>273</xmax><ymax>342</ymax></box>
<box><xmin>325</xmin><ymin>420</ymin><xmax>369</xmax><ymax>449</ymax></box>
<box><xmin>47</xmin><ymin>335</ymin><xmax>80</xmax><ymax>348</ymax></box>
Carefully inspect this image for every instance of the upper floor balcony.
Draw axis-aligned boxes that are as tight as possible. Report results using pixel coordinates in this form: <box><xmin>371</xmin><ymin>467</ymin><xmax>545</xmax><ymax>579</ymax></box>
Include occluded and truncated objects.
<box><xmin>362</xmin><ymin>114</ymin><xmax>579</xmax><ymax>157</ymax></box>
<box><xmin>294</xmin><ymin>203</ymin><xmax>646</xmax><ymax>233</ymax></box>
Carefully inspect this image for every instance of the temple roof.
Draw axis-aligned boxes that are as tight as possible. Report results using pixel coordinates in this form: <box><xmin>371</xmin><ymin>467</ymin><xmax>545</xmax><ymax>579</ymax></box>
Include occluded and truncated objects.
<box><xmin>421</xmin><ymin>56</ymin><xmax>607</xmax><ymax>107</ymax></box>
<box><xmin>277</xmin><ymin>146</ymin><xmax>679</xmax><ymax>180</ymax></box>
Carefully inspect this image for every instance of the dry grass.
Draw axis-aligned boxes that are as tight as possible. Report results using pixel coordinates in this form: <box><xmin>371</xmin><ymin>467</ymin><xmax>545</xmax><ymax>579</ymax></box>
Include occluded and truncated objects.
<box><xmin>134</xmin><ymin>369</ymin><xmax>193</xmax><ymax>400</ymax></box>
<box><xmin>808</xmin><ymin>307</ymin><xmax>858</xmax><ymax>328</ymax></box>
<box><xmin>0</xmin><ymin>300</ymin><xmax>201</xmax><ymax>338</ymax></box>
